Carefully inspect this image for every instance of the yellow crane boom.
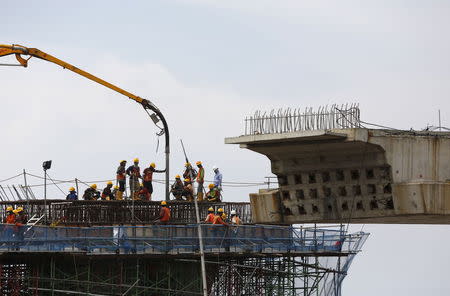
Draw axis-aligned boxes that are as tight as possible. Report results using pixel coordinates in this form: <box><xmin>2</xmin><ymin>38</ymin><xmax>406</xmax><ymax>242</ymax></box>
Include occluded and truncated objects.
<box><xmin>0</xmin><ymin>44</ymin><xmax>170</xmax><ymax>200</ymax></box>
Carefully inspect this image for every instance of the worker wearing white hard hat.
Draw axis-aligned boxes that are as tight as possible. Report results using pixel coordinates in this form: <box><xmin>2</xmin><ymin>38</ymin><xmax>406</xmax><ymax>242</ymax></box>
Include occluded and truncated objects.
<box><xmin>212</xmin><ymin>165</ymin><xmax>222</xmax><ymax>191</ymax></box>
<box><xmin>230</xmin><ymin>209</ymin><xmax>241</xmax><ymax>225</ymax></box>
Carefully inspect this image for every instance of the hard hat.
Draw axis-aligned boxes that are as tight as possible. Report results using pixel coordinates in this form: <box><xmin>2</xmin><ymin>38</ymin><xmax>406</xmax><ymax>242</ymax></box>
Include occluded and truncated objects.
<box><xmin>134</xmin><ymin>158</ymin><xmax>139</xmax><ymax>163</ymax></box>
<box><xmin>6</xmin><ymin>206</ymin><xmax>13</xmax><ymax>212</ymax></box>
<box><xmin>91</xmin><ymin>184</ymin><xmax>97</xmax><ymax>189</ymax></box>
<box><xmin>184</xmin><ymin>178</ymin><xmax>191</xmax><ymax>182</ymax></box>
<box><xmin>208</xmin><ymin>207</ymin><xmax>214</xmax><ymax>212</ymax></box>
<box><xmin>150</xmin><ymin>162</ymin><xmax>156</xmax><ymax>168</ymax></box>
<box><xmin>212</xmin><ymin>165</ymin><xmax>218</xmax><ymax>171</ymax></box>
<box><xmin>69</xmin><ymin>187</ymin><xmax>75</xmax><ymax>192</ymax></box>
<box><xmin>13</xmin><ymin>209</ymin><xmax>19</xmax><ymax>214</ymax></box>
<box><xmin>161</xmin><ymin>201</ymin><xmax>167</xmax><ymax>206</ymax></box>
<box><xmin>113</xmin><ymin>185</ymin><xmax>119</xmax><ymax>190</ymax></box>
<box><xmin>196</xmin><ymin>161</ymin><xmax>202</xmax><ymax>166</ymax></box>
<box><xmin>185</xmin><ymin>162</ymin><xmax>191</xmax><ymax>167</ymax></box>
<box><xmin>107</xmin><ymin>181</ymin><xmax>113</xmax><ymax>185</ymax></box>
<box><xmin>175</xmin><ymin>174</ymin><xmax>181</xmax><ymax>179</ymax></box>
<box><xmin>120</xmin><ymin>160</ymin><xmax>127</xmax><ymax>164</ymax></box>
<box><xmin>208</xmin><ymin>183</ymin><xmax>215</xmax><ymax>189</ymax></box>
<box><xmin>217</xmin><ymin>208</ymin><xmax>224</xmax><ymax>213</ymax></box>
<box><xmin>230</xmin><ymin>210</ymin><xmax>236</xmax><ymax>215</ymax></box>
<box><xmin>17</xmin><ymin>207</ymin><xmax>23</xmax><ymax>212</ymax></box>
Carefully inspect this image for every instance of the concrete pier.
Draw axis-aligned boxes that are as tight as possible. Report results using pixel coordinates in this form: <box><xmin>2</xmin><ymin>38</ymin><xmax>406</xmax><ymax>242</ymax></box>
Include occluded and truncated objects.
<box><xmin>226</xmin><ymin>128</ymin><xmax>450</xmax><ymax>224</ymax></box>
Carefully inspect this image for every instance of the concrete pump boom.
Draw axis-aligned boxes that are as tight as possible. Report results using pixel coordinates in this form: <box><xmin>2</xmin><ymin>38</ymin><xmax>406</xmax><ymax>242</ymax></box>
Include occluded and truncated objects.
<box><xmin>0</xmin><ymin>44</ymin><xmax>170</xmax><ymax>201</ymax></box>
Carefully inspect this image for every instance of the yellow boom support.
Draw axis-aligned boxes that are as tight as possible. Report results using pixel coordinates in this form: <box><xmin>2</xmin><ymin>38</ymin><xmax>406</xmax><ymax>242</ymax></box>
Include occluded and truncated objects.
<box><xmin>0</xmin><ymin>44</ymin><xmax>170</xmax><ymax>200</ymax></box>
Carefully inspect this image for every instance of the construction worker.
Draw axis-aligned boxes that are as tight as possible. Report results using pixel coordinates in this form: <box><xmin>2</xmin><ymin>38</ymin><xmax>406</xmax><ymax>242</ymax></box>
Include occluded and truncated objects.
<box><xmin>183</xmin><ymin>162</ymin><xmax>197</xmax><ymax>180</ymax></box>
<box><xmin>116</xmin><ymin>160</ymin><xmax>127</xmax><ymax>200</ymax></box>
<box><xmin>101</xmin><ymin>181</ymin><xmax>114</xmax><ymax>200</ymax></box>
<box><xmin>170</xmin><ymin>175</ymin><xmax>184</xmax><ymax>200</ymax></box>
<box><xmin>138</xmin><ymin>183</ymin><xmax>151</xmax><ymax>201</ymax></box>
<box><xmin>112</xmin><ymin>185</ymin><xmax>119</xmax><ymax>200</ymax></box>
<box><xmin>154</xmin><ymin>201</ymin><xmax>170</xmax><ymax>224</ymax></box>
<box><xmin>230</xmin><ymin>210</ymin><xmax>242</xmax><ymax>225</ymax></box>
<box><xmin>15</xmin><ymin>207</ymin><xmax>28</xmax><ymax>225</ymax></box>
<box><xmin>66</xmin><ymin>187</ymin><xmax>78</xmax><ymax>201</ymax></box>
<box><xmin>213</xmin><ymin>208</ymin><xmax>228</xmax><ymax>226</ymax></box>
<box><xmin>206</xmin><ymin>184</ymin><xmax>221</xmax><ymax>202</ymax></box>
<box><xmin>142</xmin><ymin>162</ymin><xmax>165</xmax><ymax>200</ymax></box>
<box><xmin>204</xmin><ymin>207</ymin><xmax>215</xmax><ymax>223</ymax></box>
<box><xmin>182</xmin><ymin>178</ymin><xmax>194</xmax><ymax>201</ymax></box>
<box><xmin>83</xmin><ymin>184</ymin><xmax>100</xmax><ymax>200</ymax></box>
<box><xmin>213</xmin><ymin>166</ymin><xmax>223</xmax><ymax>190</ymax></box>
<box><xmin>196</xmin><ymin>161</ymin><xmax>205</xmax><ymax>201</ymax></box>
<box><xmin>4</xmin><ymin>206</ymin><xmax>15</xmax><ymax>224</ymax></box>
<box><xmin>126</xmin><ymin>158</ymin><xmax>142</xmax><ymax>200</ymax></box>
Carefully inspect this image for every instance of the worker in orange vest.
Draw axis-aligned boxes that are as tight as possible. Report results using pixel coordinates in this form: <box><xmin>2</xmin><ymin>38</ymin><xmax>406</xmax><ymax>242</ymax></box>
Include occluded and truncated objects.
<box><xmin>155</xmin><ymin>201</ymin><xmax>170</xmax><ymax>224</ymax></box>
<box><xmin>196</xmin><ymin>161</ymin><xmax>205</xmax><ymax>201</ymax></box>
<box><xmin>204</xmin><ymin>207</ymin><xmax>215</xmax><ymax>223</ymax></box>
<box><xmin>213</xmin><ymin>208</ymin><xmax>228</xmax><ymax>226</ymax></box>
<box><xmin>142</xmin><ymin>162</ymin><xmax>165</xmax><ymax>200</ymax></box>
<box><xmin>4</xmin><ymin>207</ymin><xmax>15</xmax><ymax>224</ymax></box>
<box><xmin>137</xmin><ymin>183</ymin><xmax>151</xmax><ymax>201</ymax></box>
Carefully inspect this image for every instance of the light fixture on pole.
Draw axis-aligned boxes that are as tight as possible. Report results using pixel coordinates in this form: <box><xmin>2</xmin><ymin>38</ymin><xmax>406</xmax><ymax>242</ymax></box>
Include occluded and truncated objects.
<box><xmin>42</xmin><ymin>160</ymin><xmax>52</xmax><ymax>224</ymax></box>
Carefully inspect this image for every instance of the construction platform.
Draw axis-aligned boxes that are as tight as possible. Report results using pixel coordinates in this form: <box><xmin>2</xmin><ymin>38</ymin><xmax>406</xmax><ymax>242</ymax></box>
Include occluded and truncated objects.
<box><xmin>226</xmin><ymin>106</ymin><xmax>450</xmax><ymax>224</ymax></box>
<box><xmin>0</xmin><ymin>223</ymin><xmax>368</xmax><ymax>295</ymax></box>
<box><xmin>0</xmin><ymin>200</ymin><xmax>252</xmax><ymax>226</ymax></box>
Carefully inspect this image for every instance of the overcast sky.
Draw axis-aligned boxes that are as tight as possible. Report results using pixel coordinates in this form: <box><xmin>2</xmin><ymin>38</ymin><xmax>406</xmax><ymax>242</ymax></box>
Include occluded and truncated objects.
<box><xmin>2</xmin><ymin>1</ymin><xmax>450</xmax><ymax>295</ymax></box>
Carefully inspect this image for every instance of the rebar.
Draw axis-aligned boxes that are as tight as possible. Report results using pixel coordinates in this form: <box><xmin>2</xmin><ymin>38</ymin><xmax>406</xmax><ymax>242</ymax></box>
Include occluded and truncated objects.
<box><xmin>244</xmin><ymin>103</ymin><xmax>361</xmax><ymax>135</ymax></box>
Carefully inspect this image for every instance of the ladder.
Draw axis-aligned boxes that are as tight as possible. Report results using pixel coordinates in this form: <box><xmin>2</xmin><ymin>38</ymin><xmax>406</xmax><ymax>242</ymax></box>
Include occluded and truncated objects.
<box><xmin>25</xmin><ymin>214</ymin><xmax>45</xmax><ymax>233</ymax></box>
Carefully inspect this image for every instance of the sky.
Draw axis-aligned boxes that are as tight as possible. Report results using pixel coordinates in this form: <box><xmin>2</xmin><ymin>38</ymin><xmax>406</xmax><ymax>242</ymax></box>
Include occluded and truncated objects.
<box><xmin>1</xmin><ymin>0</ymin><xmax>450</xmax><ymax>295</ymax></box>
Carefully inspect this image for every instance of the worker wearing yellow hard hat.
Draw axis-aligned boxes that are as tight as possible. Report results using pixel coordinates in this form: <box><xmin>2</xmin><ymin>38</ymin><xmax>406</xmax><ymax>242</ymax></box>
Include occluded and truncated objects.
<box><xmin>4</xmin><ymin>206</ymin><xmax>16</xmax><ymax>224</ymax></box>
<box><xmin>82</xmin><ymin>184</ymin><xmax>100</xmax><ymax>200</ymax></box>
<box><xmin>154</xmin><ymin>200</ymin><xmax>170</xmax><ymax>224</ymax></box>
<box><xmin>183</xmin><ymin>162</ymin><xmax>196</xmax><ymax>183</ymax></box>
<box><xmin>196</xmin><ymin>161</ymin><xmax>205</xmax><ymax>201</ymax></box>
<box><xmin>213</xmin><ymin>208</ymin><xmax>228</xmax><ymax>225</ymax></box>
<box><xmin>116</xmin><ymin>160</ymin><xmax>127</xmax><ymax>200</ymax></box>
<box><xmin>204</xmin><ymin>207</ymin><xmax>215</xmax><ymax>223</ymax></box>
<box><xmin>143</xmin><ymin>162</ymin><xmax>165</xmax><ymax>201</ymax></box>
<box><xmin>66</xmin><ymin>187</ymin><xmax>78</xmax><ymax>201</ymax></box>
<box><xmin>170</xmin><ymin>175</ymin><xmax>184</xmax><ymax>201</ymax></box>
<box><xmin>101</xmin><ymin>181</ymin><xmax>114</xmax><ymax>201</ymax></box>
<box><xmin>182</xmin><ymin>178</ymin><xmax>194</xmax><ymax>201</ymax></box>
<box><xmin>126</xmin><ymin>158</ymin><xmax>142</xmax><ymax>200</ymax></box>
<box><xmin>206</xmin><ymin>184</ymin><xmax>221</xmax><ymax>202</ymax></box>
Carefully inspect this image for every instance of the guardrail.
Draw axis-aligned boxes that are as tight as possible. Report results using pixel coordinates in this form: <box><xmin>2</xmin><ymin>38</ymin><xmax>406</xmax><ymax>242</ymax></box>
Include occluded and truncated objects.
<box><xmin>0</xmin><ymin>200</ymin><xmax>252</xmax><ymax>225</ymax></box>
<box><xmin>0</xmin><ymin>224</ymin><xmax>368</xmax><ymax>255</ymax></box>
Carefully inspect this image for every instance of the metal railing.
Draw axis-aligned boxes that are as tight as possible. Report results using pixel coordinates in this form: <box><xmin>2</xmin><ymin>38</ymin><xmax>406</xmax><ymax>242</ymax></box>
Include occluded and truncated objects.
<box><xmin>244</xmin><ymin>103</ymin><xmax>361</xmax><ymax>135</ymax></box>
<box><xmin>0</xmin><ymin>224</ymin><xmax>368</xmax><ymax>255</ymax></box>
<box><xmin>0</xmin><ymin>200</ymin><xmax>252</xmax><ymax>225</ymax></box>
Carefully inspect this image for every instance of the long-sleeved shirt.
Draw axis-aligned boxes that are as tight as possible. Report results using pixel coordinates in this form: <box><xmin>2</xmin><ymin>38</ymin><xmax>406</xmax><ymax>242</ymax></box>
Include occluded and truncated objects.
<box><xmin>66</xmin><ymin>192</ymin><xmax>78</xmax><ymax>201</ymax></box>
<box><xmin>214</xmin><ymin>171</ymin><xmax>223</xmax><ymax>188</ymax></box>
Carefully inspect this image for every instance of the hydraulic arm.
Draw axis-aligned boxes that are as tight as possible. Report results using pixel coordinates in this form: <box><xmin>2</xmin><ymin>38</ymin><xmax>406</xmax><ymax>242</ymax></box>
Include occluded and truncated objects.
<box><xmin>0</xmin><ymin>44</ymin><xmax>170</xmax><ymax>200</ymax></box>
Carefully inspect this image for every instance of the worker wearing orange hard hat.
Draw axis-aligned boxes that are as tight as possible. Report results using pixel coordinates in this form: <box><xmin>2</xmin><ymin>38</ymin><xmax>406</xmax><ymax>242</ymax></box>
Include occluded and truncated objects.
<box><xmin>196</xmin><ymin>161</ymin><xmax>205</xmax><ymax>201</ymax></box>
<box><xmin>142</xmin><ymin>162</ymin><xmax>165</xmax><ymax>201</ymax></box>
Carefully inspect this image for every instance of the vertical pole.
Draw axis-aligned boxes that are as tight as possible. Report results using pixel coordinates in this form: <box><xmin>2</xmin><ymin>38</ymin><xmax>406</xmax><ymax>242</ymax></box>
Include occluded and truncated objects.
<box><xmin>44</xmin><ymin>170</ymin><xmax>47</xmax><ymax>224</ymax></box>
<box><xmin>439</xmin><ymin>109</ymin><xmax>442</xmax><ymax>131</ymax></box>
<box><xmin>23</xmin><ymin>169</ymin><xmax>30</xmax><ymax>213</ymax></box>
<box><xmin>165</xmin><ymin>150</ymin><xmax>170</xmax><ymax>201</ymax></box>
<box><xmin>75</xmin><ymin>178</ymin><xmax>79</xmax><ymax>200</ymax></box>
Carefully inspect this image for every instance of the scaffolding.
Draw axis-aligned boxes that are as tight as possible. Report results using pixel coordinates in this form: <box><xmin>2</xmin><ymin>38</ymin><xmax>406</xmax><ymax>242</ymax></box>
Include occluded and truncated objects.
<box><xmin>0</xmin><ymin>224</ymin><xmax>368</xmax><ymax>295</ymax></box>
